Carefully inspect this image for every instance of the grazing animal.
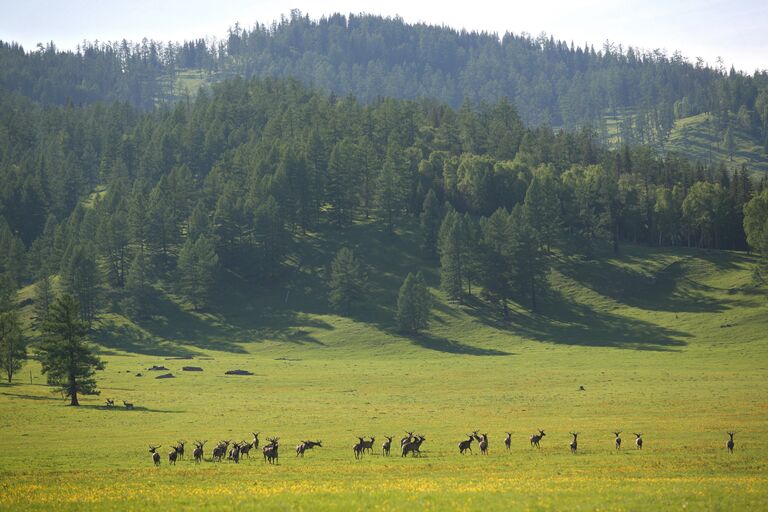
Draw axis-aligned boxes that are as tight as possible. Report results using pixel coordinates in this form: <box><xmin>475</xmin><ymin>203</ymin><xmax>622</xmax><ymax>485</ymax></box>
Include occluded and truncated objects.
<box><xmin>727</xmin><ymin>432</ymin><xmax>735</xmax><ymax>454</ymax></box>
<box><xmin>252</xmin><ymin>432</ymin><xmax>260</xmax><ymax>450</ymax></box>
<box><xmin>193</xmin><ymin>440</ymin><xmax>206</xmax><ymax>463</ymax></box>
<box><xmin>123</xmin><ymin>400</ymin><xmax>134</xmax><ymax>410</ymax></box>
<box><xmin>382</xmin><ymin>436</ymin><xmax>393</xmax><ymax>456</ymax></box>
<box><xmin>479</xmin><ymin>433</ymin><xmax>489</xmax><ymax>455</ymax></box>
<box><xmin>263</xmin><ymin>437</ymin><xmax>279</xmax><ymax>464</ymax></box>
<box><xmin>458</xmin><ymin>435</ymin><xmax>474</xmax><ymax>455</ymax></box>
<box><xmin>530</xmin><ymin>430</ymin><xmax>546</xmax><ymax>448</ymax></box>
<box><xmin>149</xmin><ymin>445</ymin><xmax>161</xmax><ymax>466</ymax></box>
<box><xmin>296</xmin><ymin>440</ymin><xmax>321</xmax><ymax>457</ymax></box>
<box><xmin>569</xmin><ymin>432</ymin><xmax>579</xmax><ymax>454</ymax></box>
<box><xmin>228</xmin><ymin>442</ymin><xmax>241</xmax><ymax>463</ymax></box>
<box><xmin>239</xmin><ymin>440</ymin><xmax>253</xmax><ymax>459</ymax></box>
<box><xmin>634</xmin><ymin>433</ymin><xmax>643</xmax><ymax>450</ymax></box>
<box><xmin>353</xmin><ymin>437</ymin><xmax>365</xmax><ymax>459</ymax></box>
<box><xmin>361</xmin><ymin>436</ymin><xmax>375</xmax><ymax>454</ymax></box>
<box><xmin>401</xmin><ymin>432</ymin><xmax>414</xmax><ymax>447</ymax></box>
<box><xmin>212</xmin><ymin>441</ymin><xmax>230</xmax><ymax>462</ymax></box>
<box><xmin>614</xmin><ymin>431</ymin><xmax>622</xmax><ymax>450</ymax></box>
<box><xmin>168</xmin><ymin>446</ymin><xmax>178</xmax><ymax>465</ymax></box>
<box><xmin>105</xmin><ymin>398</ymin><xmax>115</xmax><ymax>407</ymax></box>
<box><xmin>402</xmin><ymin>435</ymin><xmax>425</xmax><ymax>457</ymax></box>
<box><xmin>504</xmin><ymin>432</ymin><xmax>512</xmax><ymax>451</ymax></box>
<box><xmin>175</xmin><ymin>441</ymin><xmax>186</xmax><ymax>460</ymax></box>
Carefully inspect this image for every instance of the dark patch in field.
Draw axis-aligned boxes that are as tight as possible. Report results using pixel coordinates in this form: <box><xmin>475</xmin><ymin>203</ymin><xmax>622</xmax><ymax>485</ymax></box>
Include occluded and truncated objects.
<box><xmin>225</xmin><ymin>369</ymin><xmax>254</xmax><ymax>375</ymax></box>
<box><xmin>406</xmin><ymin>333</ymin><xmax>512</xmax><ymax>356</ymax></box>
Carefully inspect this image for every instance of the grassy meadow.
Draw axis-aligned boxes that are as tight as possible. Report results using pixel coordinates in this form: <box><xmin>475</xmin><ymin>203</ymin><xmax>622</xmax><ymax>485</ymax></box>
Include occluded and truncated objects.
<box><xmin>1</xmin><ymin>222</ymin><xmax>767</xmax><ymax>510</ymax></box>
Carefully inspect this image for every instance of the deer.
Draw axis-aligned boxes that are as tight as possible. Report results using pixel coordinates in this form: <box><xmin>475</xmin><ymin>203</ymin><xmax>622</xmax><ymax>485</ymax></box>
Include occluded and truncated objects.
<box><xmin>239</xmin><ymin>440</ymin><xmax>253</xmax><ymax>459</ymax></box>
<box><xmin>252</xmin><ymin>432</ymin><xmax>260</xmax><ymax>450</ymax></box>
<box><xmin>504</xmin><ymin>432</ymin><xmax>512</xmax><ymax>451</ymax></box>
<box><xmin>263</xmin><ymin>437</ymin><xmax>279</xmax><ymax>464</ymax></box>
<box><xmin>471</xmin><ymin>430</ymin><xmax>482</xmax><ymax>443</ymax></box>
<box><xmin>634</xmin><ymin>433</ymin><xmax>643</xmax><ymax>450</ymax></box>
<box><xmin>458</xmin><ymin>434</ymin><xmax>474</xmax><ymax>455</ymax></box>
<box><xmin>353</xmin><ymin>437</ymin><xmax>365</xmax><ymax>459</ymax></box>
<box><xmin>175</xmin><ymin>441</ymin><xmax>186</xmax><ymax>460</ymax></box>
<box><xmin>402</xmin><ymin>435</ymin><xmax>425</xmax><ymax>457</ymax></box>
<box><xmin>361</xmin><ymin>436</ymin><xmax>375</xmax><ymax>454</ymax></box>
<box><xmin>168</xmin><ymin>445</ymin><xmax>178</xmax><ymax>465</ymax></box>
<box><xmin>530</xmin><ymin>430</ymin><xmax>546</xmax><ymax>448</ymax></box>
<box><xmin>123</xmin><ymin>400</ymin><xmax>134</xmax><ymax>410</ymax></box>
<box><xmin>401</xmin><ymin>432</ymin><xmax>414</xmax><ymax>447</ymax></box>
<box><xmin>569</xmin><ymin>432</ymin><xmax>578</xmax><ymax>453</ymax></box>
<box><xmin>727</xmin><ymin>432</ymin><xmax>735</xmax><ymax>454</ymax></box>
<box><xmin>479</xmin><ymin>433</ymin><xmax>489</xmax><ymax>455</ymax></box>
<box><xmin>105</xmin><ymin>398</ymin><xmax>114</xmax><ymax>407</ymax></box>
<box><xmin>382</xmin><ymin>436</ymin><xmax>393</xmax><ymax>456</ymax></box>
<box><xmin>212</xmin><ymin>440</ymin><xmax>230</xmax><ymax>462</ymax></box>
<box><xmin>149</xmin><ymin>445</ymin><xmax>161</xmax><ymax>466</ymax></box>
<box><xmin>228</xmin><ymin>442</ymin><xmax>241</xmax><ymax>463</ymax></box>
<box><xmin>193</xmin><ymin>440</ymin><xmax>207</xmax><ymax>463</ymax></box>
<box><xmin>614</xmin><ymin>431</ymin><xmax>622</xmax><ymax>450</ymax></box>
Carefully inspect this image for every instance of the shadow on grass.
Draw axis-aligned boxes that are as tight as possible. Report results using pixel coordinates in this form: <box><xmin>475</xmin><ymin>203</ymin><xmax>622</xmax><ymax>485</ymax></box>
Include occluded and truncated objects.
<box><xmin>83</xmin><ymin>405</ymin><xmax>183</xmax><ymax>414</ymax></box>
<box><xmin>406</xmin><ymin>333</ymin><xmax>513</xmax><ymax>356</ymax></box>
<box><xmin>0</xmin><ymin>391</ymin><xmax>62</xmax><ymax>401</ymax></box>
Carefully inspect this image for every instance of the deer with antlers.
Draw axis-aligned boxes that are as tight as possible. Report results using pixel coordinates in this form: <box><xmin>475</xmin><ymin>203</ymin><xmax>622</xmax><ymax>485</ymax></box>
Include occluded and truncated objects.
<box><xmin>614</xmin><ymin>431</ymin><xmax>622</xmax><ymax>450</ymax></box>
<box><xmin>149</xmin><ymin>445</ymin><xmax>161</xmax><ymax>466</ymax></box>
<box><xmin>634</xmin><ymin>433</ymin><xmax>643</xmax><ymax>450</ymax></box>
<box><xmin>382</xmin><ymin>436</ymin><xmax>393</xmax><ymax>456</ymax></box>
<box><xmin>727</xmin><ymin>432</ymin><xmax>735</xmax><ymax>454</ymax></box>
<box><xmin>569</xmin><ymin>432</ymin><xmax>579</xmax><ymax>453</ymax></box>
<box><xmin>530</xmin><ymin>430</ymin><xmax>546</xmax><ymax>448</ymax></box>
<box><xmin>193</xmin><ymin>440</ymin><xmax>207</xmax><ymax>463</ymax></box>
<box><xmin>504</xmin><ymin>432</ymin><xmax>511</xmax><ymax>451</ymax></box>
<box><xmin>263</xmin><ymin>437</ymin><xmax>279</xmax><ymax>464</ymax></box>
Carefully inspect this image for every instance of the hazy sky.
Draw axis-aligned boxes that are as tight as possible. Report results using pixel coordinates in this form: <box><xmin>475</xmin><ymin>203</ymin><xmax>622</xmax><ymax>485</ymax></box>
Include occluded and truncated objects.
<box><xmin>1</xmin><ymin>0</ymin><xmax>766</xmax><ymax>72</ymax></box>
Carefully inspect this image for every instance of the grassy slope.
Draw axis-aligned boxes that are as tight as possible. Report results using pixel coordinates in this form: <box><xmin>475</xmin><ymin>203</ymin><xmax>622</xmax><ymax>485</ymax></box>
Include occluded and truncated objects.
<box><xmin>665</xmin><ymin>113</ymin><xmax>768</xmax><ymax>175</ymax></box>
<box><xmin>1</xmin><ymin>220</ymin><xmax>767</xmax><ymax>510</ymax></box>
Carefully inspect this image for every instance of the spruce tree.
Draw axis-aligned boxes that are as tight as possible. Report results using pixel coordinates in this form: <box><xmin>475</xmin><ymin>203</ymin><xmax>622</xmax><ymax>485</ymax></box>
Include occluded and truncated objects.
<box><xmin>396</xmin><ymin>272</ymin><xmax>431</xmax><ymax>333</ymax></box>
<box><xmin>33</xmin><ymin>274</ymin><xmax>55</xmax><ymax>329</ymax></box>
<box><xmin>0</xmin><ymin>310</ymin><xmax>26</xmax><ymax>383</ymax></box>
<box><xmin>61</xmin><ymin>242</ymin><xmax>100</xmax><ymax>323</ymax></box>
<box><xmin>524</xmin><ymin>165</ymin><xmax>561</xmax><ymax>252</ymax></box>
<box><xmin>420</xmin><ymin>189</ymin><xmax>441</xmax><ymax>259</ymax></box>
<box><xmin>39</xmin><ymin>295</ymin><xmax>105</xmax><ymax>406</ymax></box>
<box><xmin>125</xmin><ymin>250</ymin><xmax>151</xmax><ymax>317</ymax></box>
<box><xmin>328</xmin><ymin>247</ymin><xmax>366</xmax><ymax>312</ymax></box>
<box><xmin>178</xmin><ymin>235</ymin><xmax>218</xmax><ymax>310</ymax></box>
<box><xmin>438</xmin><ymin>207</ymin><xmax>463</xmax><ymax>302</ymax></box>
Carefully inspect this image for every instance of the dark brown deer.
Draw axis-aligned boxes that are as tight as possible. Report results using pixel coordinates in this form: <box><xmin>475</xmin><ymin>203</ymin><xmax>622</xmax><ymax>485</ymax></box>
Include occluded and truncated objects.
<box><xmin>263</xmin><ymin>437</ymin><xmax>279</xmax><ymax>464</ymax></box>
<box><xmin>361</xmin><ymin>436</ymin><xmax>375</xmax><ymax>454</ymax></box>
<box><xmin>105</xmin><ymin>398</ymin><xmax>115</xmax><ymax>407</ymax></box>
<box><xmin>239</xmin><ymin>440</ymin><xmax>253</xmax><ymax>459</ymax></box>
<box><xmin>471</xmin><ymin>431</ymin><xmax>482</xmax><ymax>443</ymax></box>
<box><xmin>123</xmin><ymin>400</ymin><xmax>134</xmax><ymax>410</ymax></box>
<box><xmin>212</xmin><ymin>440</ymin><xmax>230</xmax><ymax>462</ymax></box>
<box><xmin>296</xmin><ymin>440</ymin><xmax>322</xmax><ymax>457</ymax></box>
<box><xmin>569</xmin><ymin>432</ymin><xmax>578</xmax><ymax>453</ymax></box>
<box><xmin>353</xmin><ymin>437</ymin><xmax>365</xmax><ymax>459</ymax></box>
<box><xmin>193</xmin><ymin>440</ymin><xmax>206</xmax><ymax>463</ymax></box>
<box><xmin>168</xmin><ymin>445</ymin><xmax>178</xmax><ymax>465</ymax></box>
<box><xmin>382</xmin><ymin>436</ymin><xmax>393</xmax><ymax>456</ymax></box>
<box><xmin>530</xmin><ymin>430</ymin><xmax>546</xmax><ymax>448</ymax></box>
<box><xmin>614</xmin><ymin>431</ymin><xmax>622</xmax><ymax>450</ymax></box>
<box><xmin>252</xmin><ymin>432</ymin><xmax>260</xmax><ymax>450</ymax></box>
<box><xmin>175</xmin><ymin>441</ymin><xmax>186</xmax><ymax>460</ymax></box>
<box><xmin>228</xmin><ymin>442</ymin><xmax>241</xmax><ymax>463</ymax></box>
<box><xmin>634</xmin><ymin>433</ymin><xmax>643</xmax><ymax>450</ymax></box>
<box><xmin>479</xmin><ymin>433</ymin><xmax>489</xmax><ymax>455</ymax></box>
<box><xmin>504</xmin><ymin>432</ymin><xmax>511</xmax><ymax>451</ymax></box>
<box><xmin>402</xmin><ymin>435</ymin><xmax>425</xmax><ymax>457</ymax></box>
<box><xmin>149</xmin><ymin>445</ymin><xmax>161</xmax><ymax>466</ymax></box>
<box><xmin>458</xmin><ymin>434</ymin><xmax>474</xmax><ymax>455</ymax></box>
<box><xmin>401</xmin><ymin>432</ymin><xmax>414</xmax><ymax>447</ymax></box>
<box><xmin>727</xmin><ymin>432</ymin><xmax>735</xmax><ymax>454</ymax></box>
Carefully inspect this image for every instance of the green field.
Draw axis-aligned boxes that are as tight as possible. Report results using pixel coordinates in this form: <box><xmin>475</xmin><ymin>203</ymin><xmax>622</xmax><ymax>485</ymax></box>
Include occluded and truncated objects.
<box><xmin>1</xmin><ymin>222</ymin><xmax>767</xmax><ymax>510</ymax></box>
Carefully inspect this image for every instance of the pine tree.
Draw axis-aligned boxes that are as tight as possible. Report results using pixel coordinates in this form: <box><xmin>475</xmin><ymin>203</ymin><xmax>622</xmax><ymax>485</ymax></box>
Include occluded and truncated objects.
<box><xmin>39</xmin><ymin>295</ymin><xmax>105</xmax><ymax>406</ymax></box>
<box><xmin>125</xmin><ymin>250</ymin><xmax>151</xmax><ymax>317</ymax></box>
<box><xmin>178</xmin><ymin>235</ymin><xmax>218</xmax><ymax>310</ymax></box>
<box><xmin>438</xmin><ymin>207</ymin><xmax>464</xmax><ymax>302</ymax></box>
<box><xmin>510</xmin><ymin>204</ymin><xmax>547</xmax><ymax>311</ymax></box>
<box><xmin>328</xmin><ymin>247</ymin><xmax>366</xmax><ymax>312</ymax></box>
<box><xmin>0</xmin><ymin>310</ymin><xmax>26</xmax><ymax>383</ymax></box>
<box><xmin>61</xmin><ymin>243</ymin><xmax>100</xmax><ymax>323</ymax></box>
<box><xmin>396</xmin><ymin>271</ymin><xmax>431</xmax><ymax>333</ymax></box>
<box><xmin>420</xmin><ymin>189</ymin><xmax>441</xmax><ymax>259</ymax></box>
<box><xmin>478</xmin><ymin>209</ymin><xmax>514</xmax><ymax>317</ymax></box>
<box><xmin>188</xmin><ymin>200</ymin><xmax>211</xmax><ymax>242</ymax></box>
<box><xmin>33</xmin><ymin>274</ymin><xmax>56</xmax><ymax>330</ymax></box>
<box><xmin>524</xmin><ymin>165</ymin><xmax>561</xmax><ymax>252</ymax></box>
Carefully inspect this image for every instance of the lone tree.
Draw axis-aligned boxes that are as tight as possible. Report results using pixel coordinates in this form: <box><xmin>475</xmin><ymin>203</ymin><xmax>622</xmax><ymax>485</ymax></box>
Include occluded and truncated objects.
<box><xmin>0</xmin><ymin>311</ymin><xmax>26</xmax><ymax>383</ymax></box>
<box><xmin>396</xmin><ymin>272</ymin><xmax>431</xmax><ymax>333</ymax></box>
<box><xmin>38</xmin><ymin>295</ymin><xmax>105</xmax><ymax>406</ymax></box>
<box><xmin>328</xmin><ymin>247</ymin><xmax>367</xmax><ymax>312</ymax></box>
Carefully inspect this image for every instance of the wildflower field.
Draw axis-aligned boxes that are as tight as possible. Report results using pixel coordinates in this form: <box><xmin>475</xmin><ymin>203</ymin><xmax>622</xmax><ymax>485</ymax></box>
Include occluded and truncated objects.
<box><xmin>1</xmin><ymin>244</ymin><xmax>766</xmax><ymax>510</ymax></box>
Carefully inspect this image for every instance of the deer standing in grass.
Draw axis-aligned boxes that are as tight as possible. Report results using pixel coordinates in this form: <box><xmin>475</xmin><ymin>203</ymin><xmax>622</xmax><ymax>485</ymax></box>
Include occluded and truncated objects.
<box><xmin>569</xmin><ymin>432</ymin><xmax>578</xmax><ymax>454</ymax></box>
<box><xmin>149</xmin><ymin>445</ymin><xmax>161</xmax><ymax>466</ymax></box>
<box><xmin>175</xmin><ymin>441</ymin><xmax>186</xmax><ymax>460</ymax></box>
<box><xmin>727</xmin><ymin>432</ymin><xmax>735</xmax><ymax>454</ymax></box>
<box><xmin>458</xmin><ymin>434</ymin><xmax>474</xmax><ymax>455</ymax></box>
<box><xmin>193</xmin><ymin>441</ymin><xmax>206</xmax><ymax>463</ymax></box>
<box><xmin>530</xmin><ymin>430</ymin><xmax>545</xmax><ymax>448</ymax></box>
<box><xmin>382</xmin><ymin>436</ymin><xmax>393</xmax><ymax>456</ymax></box>
<box><xmin>634</xmin><ymin>433</ymin><xmax>643</xmax><ymax>450</ymax></box>
<box><xmin>479</xmin><ymin>433</ymin><xmax>489</xmax><ymax>455</ymax></box>
<box><xmin>353</xmin><ymin>437</ymin><xmax>365</xmax><ymax>459</ymax></box>
<box><xmin>504</xmin><ymin>432</ymin><xmax>511</xmax><ymax>451</ymax></box>
<box><xmin>263</xmin><ymin>437</ymin><xmax>279</xmax><ymax>464</ymax></box>
<box><xmin>361</xmin><ymin>436</ymin><xmax>375</xmax><ymax>454</ymax></box>
<box><xmin>614</xmin><ymin>432</ymin><xmax>622</xmax><ymax>450</ymax></box>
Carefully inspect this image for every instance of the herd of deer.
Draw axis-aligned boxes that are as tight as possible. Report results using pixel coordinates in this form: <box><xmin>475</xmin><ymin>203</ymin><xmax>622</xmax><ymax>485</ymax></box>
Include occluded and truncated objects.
<box><xmin>147</xmin><ymin>430</ymin><xmax>738</xmax><ymax>465</ymax></box>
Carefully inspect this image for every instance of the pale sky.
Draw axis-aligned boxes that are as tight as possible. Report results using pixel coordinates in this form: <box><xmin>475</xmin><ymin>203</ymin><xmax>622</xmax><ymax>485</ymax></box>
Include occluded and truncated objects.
<box><xmin>1</xmin><ymin>0</ymin><xmax>766</xmax><ymax>73</ymax></box>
